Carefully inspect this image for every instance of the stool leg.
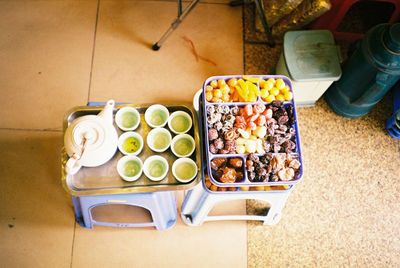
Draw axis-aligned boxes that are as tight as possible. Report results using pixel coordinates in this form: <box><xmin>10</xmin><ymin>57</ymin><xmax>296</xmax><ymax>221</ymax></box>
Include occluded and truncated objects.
<box><xmin>151</xmin><ymin>192</ymin><xmax>177</xmax><ymax>230</ymax></box>
<box><xmin>191</xmin><ymin>194</ymin><xmax>216</xmax><ymax>226</ymax></box>
<box><xmin>260</xmin><ymin>190</ymin><xmax>292</xmax><ymax>225</ymax></box>
<box><xmin>71</xmin><ymin>196</ymin><xmax>86</xmax><ymax>228</ymax></box>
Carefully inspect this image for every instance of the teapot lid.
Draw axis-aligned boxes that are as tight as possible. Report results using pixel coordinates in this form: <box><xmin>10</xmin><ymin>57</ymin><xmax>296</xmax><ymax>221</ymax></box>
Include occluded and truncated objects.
<box><xmin>71</xmin><ymin>117</ymin><xmax>106</xmax><ymax>153</ymax></box>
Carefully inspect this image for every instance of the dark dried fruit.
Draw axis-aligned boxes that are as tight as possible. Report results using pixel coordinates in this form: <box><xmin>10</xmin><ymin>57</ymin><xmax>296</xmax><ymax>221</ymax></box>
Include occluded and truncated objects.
<box><xmin>249</xmin><ymin>153</ymin><xmax>259</xmax><ymax>162</ymax></box>
<box><xmin>278</xmin><ymin>115</ymin><xmax>289</xmax><ymax>125</ymax></box>
<box><xmin>270</xmin><ymin>175</ymin><xmax>279</xmax><ymax>182</ymax></box>
<box><xmin>247</xmin><ymin>166</ymin><xmax>255</xmax><ymax>172</ymax></box>
<box><xmin>235</xmin><ymin>171</ymin><xmax>244</xmax><ymax>182</ymax></box>
<box><xmin>248</xmin><ymin>172</ymin><xmax>256</xmax><ymax>181</ymax></box>
<box><xmin>229</xmin><ymin>158</ymin><xmax>243</xmax><ymax>168</ymax></box>
<box><xmin>211</xmin><ymin>157</ymin><xmax>226</xmax><ymax>168</ymax></box>
<box><xmin>246</xmin><ymin>159</ymin><xmax>253</xmax><ymax>167</ymax></box>
<box><xmin>220</xmin><ymin>167</ymin><xmax>236</xmax><ymax>183</ymax></box>
<box><xmin>257</xmin><ymin>168</ymin><xmax>267</xmax><ymax>176</ymax></box>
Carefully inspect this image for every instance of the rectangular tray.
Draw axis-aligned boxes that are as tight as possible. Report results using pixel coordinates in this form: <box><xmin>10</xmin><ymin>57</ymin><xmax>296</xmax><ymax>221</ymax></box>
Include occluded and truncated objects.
<box><xmin>61</xmin><ymin>102</ymin><xmax>202</xmax><ymax>196</ymax></box>
<box><xmin>202</xmin><ymin>75</ymin><xmax>303</xmax><ymax>187</ymax></box>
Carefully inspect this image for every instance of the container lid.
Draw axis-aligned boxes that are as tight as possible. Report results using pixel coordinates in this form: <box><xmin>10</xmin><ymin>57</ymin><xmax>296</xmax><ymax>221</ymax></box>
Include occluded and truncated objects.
<box><xmin>283</xmin><ymin>30</ymin><xmax>342</xmax><ymax>82</ymax></box>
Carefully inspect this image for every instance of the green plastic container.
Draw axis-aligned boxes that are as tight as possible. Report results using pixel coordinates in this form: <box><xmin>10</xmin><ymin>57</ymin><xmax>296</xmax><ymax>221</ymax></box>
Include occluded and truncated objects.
<box><xmin>276</xmin><ymin>30</ymin><xmax>342</xmax><ymax>107</ymax></box>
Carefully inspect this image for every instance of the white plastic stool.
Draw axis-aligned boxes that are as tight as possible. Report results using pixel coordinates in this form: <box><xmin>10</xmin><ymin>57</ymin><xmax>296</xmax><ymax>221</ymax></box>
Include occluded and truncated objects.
<box><xmin>180</xmin><ymin>181</ymin><xmax>293</xmax><ymax>226</ymax></box>
<box><xmin>72</xmin><ymin>191</ymin><xmax>177</xmax><ymax>230</ymax></box>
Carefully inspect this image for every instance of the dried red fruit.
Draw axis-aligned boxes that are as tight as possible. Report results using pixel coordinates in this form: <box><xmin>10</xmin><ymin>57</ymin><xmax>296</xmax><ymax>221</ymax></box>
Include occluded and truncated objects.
<box><xmin>234</xmin><ymin>122</ymin><xmax>246</xmax><ymax>130</ymax></box>
<box><xmin>229</xmin><ymin>158</ymin><xmax>243</xmax><ymax>168</ymax></box>
<box><xmin>248</xmin><ymin>121</ymin><xmax>257</xmax><ymax>130</ymax></box>
<box><xmin>249</xmin><ymin>113</ymin><xmax>260</xmax><ymax>122</ymax></box>
<box><xmin>256</xmin><ymin>115</ymin><xmax>266</xmax><ymax>126</ymax></box>
<box><xmin>253</xmin><ymin>103</ymin><xmax>266</xmax><ymax>114</ymax></box>
<box><xmin>235</xmin><ymin>116</ymin><xmax>246</xmax><ymax>124</ymax></box>
<box><xmin>244</xmin><ymin>104</ymin><xmax>253</xmax><ymax>117</ymax></box>
<box><xmin>224</xmin><ymin>129</ymin><xmax>236</xmax><ymax>141</ymax></box>
<box><xmin>262</xmin><ymin>108</ymin><xmax>273</xmax><ymax>119</ymax></box>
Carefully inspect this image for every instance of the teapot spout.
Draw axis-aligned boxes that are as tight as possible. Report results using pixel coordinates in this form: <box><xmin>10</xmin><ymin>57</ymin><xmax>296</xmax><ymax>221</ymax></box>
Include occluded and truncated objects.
<box><xmin>98</xmin><ymin>99</ymin><xmax>115</xmax><ymax>125</ymax></box>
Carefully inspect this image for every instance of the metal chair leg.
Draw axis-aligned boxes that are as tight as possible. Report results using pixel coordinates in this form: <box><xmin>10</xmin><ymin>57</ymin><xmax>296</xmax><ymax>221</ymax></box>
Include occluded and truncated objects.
<box><xmin>153</xmin><ymin>0</ymin><xmax>199</xmax><ymax>51</ymax></box>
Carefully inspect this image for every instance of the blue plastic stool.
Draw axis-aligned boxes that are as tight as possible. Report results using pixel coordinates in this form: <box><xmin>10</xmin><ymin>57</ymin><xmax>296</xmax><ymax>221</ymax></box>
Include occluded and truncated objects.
<box><xmin>69</xmin><ymin>101</ymin><xmax>176</xmax><ymax>230</ymax></box>
<box><xmin>386</xmin><ymin>80</ymin><xmax>400</xmax><ymax>138</ymax></box>
<box><xmin>72</xmin><ymin>191</ymin><xmax>177</xmax><ymax>230</ymax></box>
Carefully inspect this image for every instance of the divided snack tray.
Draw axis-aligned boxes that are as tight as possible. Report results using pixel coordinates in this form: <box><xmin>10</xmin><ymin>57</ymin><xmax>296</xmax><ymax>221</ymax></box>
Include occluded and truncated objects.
<box><xmin>202</xmin><ymin>75</ymin><xmax>303</xmax><ymax>187</ymax></box>
<box><xmin>61</xmin><ymin>102</ymin><xmax>201</xmax><ymax>196</ymax></box>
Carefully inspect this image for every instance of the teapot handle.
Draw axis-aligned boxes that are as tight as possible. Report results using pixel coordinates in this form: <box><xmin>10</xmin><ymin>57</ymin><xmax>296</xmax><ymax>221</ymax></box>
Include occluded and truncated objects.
<box><xmin>65</xmin><ymin>153</ymin><xmax>82</xmax><ymax>175</ymax></box>
<box><xmin>98</xmin><ymin>99</ymin><xmax>115</xmax><ymax>125</ymax></box>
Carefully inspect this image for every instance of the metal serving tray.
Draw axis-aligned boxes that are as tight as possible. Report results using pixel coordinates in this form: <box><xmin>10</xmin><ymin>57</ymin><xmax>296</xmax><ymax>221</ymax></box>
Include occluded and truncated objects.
<box><xmin>61</xmin><ymin>102</ymin><xmax>202</xmax><ymax>196</ymax></box>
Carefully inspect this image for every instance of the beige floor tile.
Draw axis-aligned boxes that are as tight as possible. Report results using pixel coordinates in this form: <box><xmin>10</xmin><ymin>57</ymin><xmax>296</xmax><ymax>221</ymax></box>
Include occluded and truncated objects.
<box><xmin>0</xmin><ymin>130</ymin><xmax>75</xmax><ymax>267</ymax></box>
<box><xmin>71</xmin><ymin>192</ymin><xmax>247</xmax><ymax>267</ymax></box>
<box><xmin>89</xmin><ymin>0</ymin><xmax>243</xmax><ymax>103</ymax></box>
<box><xmin>0</xmin><ymin>0</ymin><xmax>98</xmax><ymax>130</ymax></box>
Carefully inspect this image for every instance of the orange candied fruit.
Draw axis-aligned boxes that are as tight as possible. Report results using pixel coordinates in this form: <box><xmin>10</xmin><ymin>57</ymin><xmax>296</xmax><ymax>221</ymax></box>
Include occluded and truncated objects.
<box><xmin>210</xmin><ymin>80</ymin><xmax>218</xmax><ymax>88</ymax></box>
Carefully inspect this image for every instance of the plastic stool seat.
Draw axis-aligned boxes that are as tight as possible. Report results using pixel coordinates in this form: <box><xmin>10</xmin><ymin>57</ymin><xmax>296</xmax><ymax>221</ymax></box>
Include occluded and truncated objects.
<box><xmin>72</xmin><ymin>191</ymin><xmax>177</xmax><ymax>230</ymax></box>
<box><xmin>180</xmin><ymin>182</ymin><xmax>293</xmax><ymax>226</ymax></box>
<box><xmin>310</xmin><ymin>0</ymin><xmax>400</xmax><ymax>40</ymax></box>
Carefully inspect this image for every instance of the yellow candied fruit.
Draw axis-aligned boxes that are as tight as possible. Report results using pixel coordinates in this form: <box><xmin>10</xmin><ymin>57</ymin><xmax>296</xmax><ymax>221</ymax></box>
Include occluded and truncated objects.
<box><xmin>210</xmin><ymin>80</ymin><xmax>218</xmax><ymax>88</ymax></box>
<box><xmin>211</xmin><ymin>97</ymin><xmax>223</xmax><ymax>103</ymax></box>
<box><xmin>270</xmin><ymin>88</ymin><xmax>280</xmax><ymax>96</ymax></box>
<box><xmin>276</xmin><ymin>94</ymin><xmax>285</xmax><ymax>101</ymax></box>
<box><xmin>243</xmin><ymin>75</ymin><xmax>261</xmax><ymax>84</ymax></box>
<box><xmin>264</xmin><ymin>186</ymin><xmax>272</xmax><ymax>191</ymax></box>
<box><xmin>275</xmin><ymin>78</ymin><xmax>285</xmax><ymax>89</ymax></box>
<box><xmin>264</xmin><ymin>94</ymin><xmax>276</xmax><ymax>102</ymax></box>
<box><xmin>259</xmin><ymin>79</ymin><xmax>266</xmax><ymax>88</ymax></box>
<box><xmin>218</xmin><ymin>79</ymin><xmax>227</xmax><ymax>88</ymax></box>
<box><xmin>205</xmin><ymin>85</ymin><xmax>213</xmax><ymax>92</ymax></box>
<box><xmin>282</xmin><ymin>85</ymin><xmax>291</xmax><ymax>94</ymax></box>
<box><xmin>267</xmin><ymin>78</ymin><xmax>275</xmax><ymax>84</ymax></box>
<box><xmin>255</xmin><ymin>186</ymin><xmax>265</xmax><ymax>191</ymax></box>
<box><xmin>284</xmin><ymin>91</ymin><xmax>293</xmax><ymax>101</ymax></box>
<box><xmin>260</xmin><ymin>89</ymin><xmax>269</xmax><ymax>98</ymax></box>
<box><xmin>222</xmin><ymin>94</ymin><xmax>230</xmax><ymax>102</ymax></box>
<box><xmin>205</xmin><ymin>91</ymin><xmax>213</xmax><ymax>101</ymax></box>
<box><xmin>263</xmin><ymin>80</ymin><xmax>274</xmax><ymax>91</ymax></box>
<box><xmin>221</xmin><ymin>86</ymin><xmax>230</xmax><ymax>95</ymax></box>
<box><xmin>213</xmin><ymin>89</ymin><xmax>223</xmax><ymax>98</ymax></box>
<box><xmin>227</xmin><ymin>78</ymin><xmax>238</xmax><ymax>87</ymax></box>
<box><xmin>240</xmin><ymin>186</ymin><xmax>249</xmax><ymax>191</ymax></box>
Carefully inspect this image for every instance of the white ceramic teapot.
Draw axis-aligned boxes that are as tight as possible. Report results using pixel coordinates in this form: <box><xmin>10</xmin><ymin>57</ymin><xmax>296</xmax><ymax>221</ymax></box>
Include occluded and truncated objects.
<box><xmin>64</xmin><ymin>100</ymin><xmax>118</xmax><ymax>175</ymax></box>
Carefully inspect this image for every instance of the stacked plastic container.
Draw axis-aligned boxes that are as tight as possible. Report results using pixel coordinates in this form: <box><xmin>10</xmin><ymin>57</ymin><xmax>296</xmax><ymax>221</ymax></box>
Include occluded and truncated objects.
<box><xmin>181</xmin><ymin>75</ymin><xmax>303</xmax><ymax>226</ymax></box>
<box><xmin>202</xmin><ymin>75</ymin><xmax>303</xmax><ymax>191</ymax></box>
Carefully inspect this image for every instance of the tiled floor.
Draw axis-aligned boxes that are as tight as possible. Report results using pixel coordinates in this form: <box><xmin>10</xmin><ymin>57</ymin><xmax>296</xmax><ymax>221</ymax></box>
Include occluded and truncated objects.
<box><xmin>0</xmin><ymin>0</ymin><xmax>246</xmax><ymax>267</ymax></box>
